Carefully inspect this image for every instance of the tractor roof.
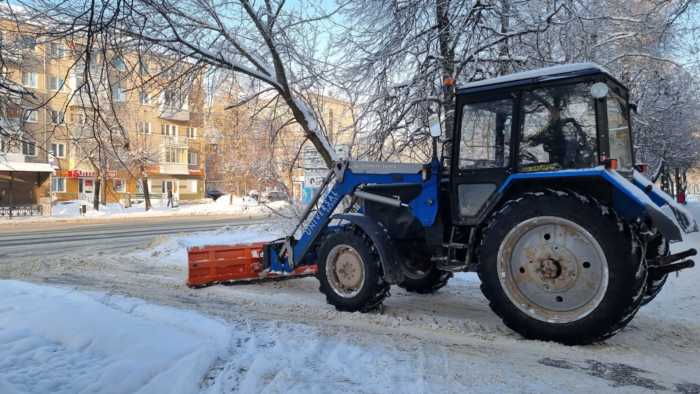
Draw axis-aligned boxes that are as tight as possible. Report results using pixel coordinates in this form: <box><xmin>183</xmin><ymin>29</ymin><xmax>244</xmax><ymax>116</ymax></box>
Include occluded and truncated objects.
<box><xmin>457</xmin><ymin>63</ymin><xmax>621</xmax><ymax>95</ymax></box>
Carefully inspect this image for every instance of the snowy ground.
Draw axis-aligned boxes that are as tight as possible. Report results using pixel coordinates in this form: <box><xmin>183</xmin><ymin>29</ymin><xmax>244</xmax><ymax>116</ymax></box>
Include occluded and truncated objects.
<box><xmin>1</xmin><ymin>207</ymin><xmax>700</xmax><ymax>392</ymax></box>
<box><xmin>0</xmin><ymin>281</ymin><xmax>230</xmax><ymax>394</ymax></box>
<box><xmin>3</xmin><ymin>195</ymin><xmax>293</xmax><ymax>224</ymax></box>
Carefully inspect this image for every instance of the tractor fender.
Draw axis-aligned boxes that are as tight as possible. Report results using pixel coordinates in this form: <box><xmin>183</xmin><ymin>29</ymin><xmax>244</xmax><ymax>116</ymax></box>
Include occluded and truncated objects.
<box><xmin>496</xmin><ymin>168</ymin><xmax>693</xmax><ymax>243</ymax></box>
<box><xmin>332</xmin><ymin>213</ymin><xmax>404</xmax><ymax>284</ymax></box>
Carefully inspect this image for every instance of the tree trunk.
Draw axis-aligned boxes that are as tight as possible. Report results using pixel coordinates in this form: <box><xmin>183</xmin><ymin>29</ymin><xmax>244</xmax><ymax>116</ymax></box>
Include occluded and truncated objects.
<box><xmin>141</xmin><ymin>164</ymin><xmax>151</xmax><ymax>211</ymax></box>
<box><xmin>100</xmin><ymin>175</ymin><xmax>107</xmax><ymax>206</ymax></box>
<box><xmin>93</xmin><ymin>178</ymin><xmax>101</xmax><ymax>211</ymax></box>
<box><xmin>436</xmin><ymin>0</ymin><xmax>456</xmax><ymax>167</ymax></box>
<box><xmin>142</xmin><ymin>178</ymin><xmax>151</xmax><ymax>211</ymax></box>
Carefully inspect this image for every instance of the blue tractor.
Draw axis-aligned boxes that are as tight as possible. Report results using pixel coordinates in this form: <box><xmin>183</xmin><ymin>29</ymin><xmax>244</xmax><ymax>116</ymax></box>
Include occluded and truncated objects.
<box><xmin>257</xmin><ymin>63</ymin><xmax>697</xmax><ymax>345</ymax></box>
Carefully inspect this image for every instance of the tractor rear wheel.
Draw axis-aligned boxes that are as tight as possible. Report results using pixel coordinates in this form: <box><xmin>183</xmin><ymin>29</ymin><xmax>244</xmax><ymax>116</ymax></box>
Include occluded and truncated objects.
<box><xmin>398</xmin><ymin>263</ymin><xmax>452</xmax><ymax>294</ymax></box>
<box><xmin>478</xmin><ymin>191</ymin><xmax>646</xmax><ymax>345</ymax></box>
<box><xmin>317</xmin><ymin>227</ymin><xmax>390</xmax><ymax>312</ymax></box>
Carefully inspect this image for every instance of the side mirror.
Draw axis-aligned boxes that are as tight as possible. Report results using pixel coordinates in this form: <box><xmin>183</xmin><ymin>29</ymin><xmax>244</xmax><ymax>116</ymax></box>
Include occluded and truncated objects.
<box><xmin>429</xmin><ymin>115</ymin><xmax>441</xmax><ymax>138</ymax></box>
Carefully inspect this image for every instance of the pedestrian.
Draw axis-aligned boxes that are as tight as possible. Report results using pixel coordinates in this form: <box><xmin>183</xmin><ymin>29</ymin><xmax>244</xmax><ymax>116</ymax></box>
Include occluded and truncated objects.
<box><xmin>167</xmin><ymin>187</ymin><xmax>173</xmax><ymax>208</ymax></box>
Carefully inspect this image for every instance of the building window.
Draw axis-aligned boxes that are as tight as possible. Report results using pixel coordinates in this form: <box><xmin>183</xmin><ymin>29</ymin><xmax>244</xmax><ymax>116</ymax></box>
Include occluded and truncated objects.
<box><xmin>113</xmin><ymin>178</ymin><xmax>125</xmax><ymax>192</ymax></box>
<box><xmin>161</xmin><ymin>123</ymin><xmax>178</xmax><ymax>137</ymax></box>
<box><xmin>20</xmin><ymin>35</ymin><xmax>36</xmax><ymax>51</ymax></box>
<box><xmin>189</xmin><ymin>180</ymin><xmax>198</xmax><ymax>193</ymax></box>
<box><xmin>22</xmin><ymin>140</ymin><xmax>36</xmax><ymax>156</ymax></box>
<box><xmin>139</xmin><ymin>91</ymin><xmax>150</xmax><ymax>105</ymax></box>
<box><xmin>186</xmin><ymin>127</ymin><xmax>197</xmax><ymax>139</ymax></box>
<box><xmin>112</xmin><ymin>56</ymin><xmax>126</xmax><ymax>71</ymax></box>
<box><xmin>188</xmin><ymin>151</ymin><xmax>198</xmax><ymax>165</ymax></box>
<box><xmin>112</xmin><ymin>86</ymin><xmax>126</xmax><ymax>102</ymax></box>
<box><xmin>22</xmin><ymin>72</ymin><xmax>38</xmax><ymax>88</ymax></box>
<box><xmin>24</xmin><ymin>110</ymin><xmax>38</xmax><ymax>123</ymax></box>
<box><xmin>164</xmin><ymin>148</ymin><xmax>179</xmax><ymax>163</ymax></box>
<box><xmin>49</xmin><ymin>42</ymin><xmax>64</xmax><ymax>58</ymax></box>
<box><xmin>162</xmin><ymin>90</ymin><xmax>188</xmax><ymax>111</ymax></box>
<box><xmin>51</xmin><ymin>143</ymin><xmax>66</xmax><ymax>158</ymax></box>
<box><xmin>137</xmin><ymin>121</ymin><xmax>151</xmax><ymax>134</ymax></box>
<box><xmin>50</xmin><ymin>110</ymin><xmax>64</xmax><ymax>124</ymax></box>
<box><xmin>52</xmin><ymin>177</ymin><xmax>66</xmax><ymax>193</ymax></box>
<box><xmin>48</xmin><ymin>75</ymin><xmax>65</xmax><ymax>91</ymax></box>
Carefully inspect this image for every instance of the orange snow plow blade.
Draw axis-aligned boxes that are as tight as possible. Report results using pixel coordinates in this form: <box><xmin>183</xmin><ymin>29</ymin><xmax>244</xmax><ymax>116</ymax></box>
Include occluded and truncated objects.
<box><xmin>187</xmin><ymin>243</ymin><xmax>317</xmax><ymax>288</ymax></box>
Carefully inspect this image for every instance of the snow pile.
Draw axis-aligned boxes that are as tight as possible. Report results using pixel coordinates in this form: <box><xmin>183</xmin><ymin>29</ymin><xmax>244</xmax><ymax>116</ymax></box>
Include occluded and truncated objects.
<box><xmin>41</xmin><ymin>197</ymin><xmax>294</xmax><ymax>222</ymax></box>
<box><xmin>0</xmin><ymin>280</ymin><xmax>230</xmax><ymax>394</ymax></box>
<box><xmin>134</xmin><ymin>220</ymin><xmax>295</xmax><ymax>267</ymax></box>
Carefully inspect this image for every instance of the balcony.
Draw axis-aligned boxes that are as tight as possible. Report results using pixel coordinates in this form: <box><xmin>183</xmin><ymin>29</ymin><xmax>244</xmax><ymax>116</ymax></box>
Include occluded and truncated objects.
<box><xmin>159</xmin><ymin>162</ymin><xmax>189</xmax><ymax>175</ymax></box>
<box><xmin>159</xmin><ymin>106</ymin><xmax>190</xmax><ymax>122</ymax></box>
<box><xmin>161</xmin><ymin>135</ymin><xmax>188</xmax><ymax>148</ymax></box>
<box><xmin>188</xmin><ymin>164</ymin><xmax>204</xmax><ymax>176</ymax></box>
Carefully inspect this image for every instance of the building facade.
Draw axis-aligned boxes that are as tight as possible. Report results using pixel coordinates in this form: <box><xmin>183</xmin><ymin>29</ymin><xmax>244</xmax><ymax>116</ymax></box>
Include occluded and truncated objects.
<box><xmin>0</xmin><ymin>23</ymin><xmax>206</xmax><ymax>211</ymax></box>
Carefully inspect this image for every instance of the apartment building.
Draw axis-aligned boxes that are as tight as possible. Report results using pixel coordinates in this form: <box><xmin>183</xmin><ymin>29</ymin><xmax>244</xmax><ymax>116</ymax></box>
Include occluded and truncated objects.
<box><xmin>0</xmin><ymin>24</ymin><xmax>206</xmax><ymax>209</ymax></box>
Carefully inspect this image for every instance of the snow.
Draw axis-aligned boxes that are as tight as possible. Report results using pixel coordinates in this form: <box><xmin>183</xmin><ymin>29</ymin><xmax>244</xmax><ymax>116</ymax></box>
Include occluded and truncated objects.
<box><xmin>0</xmin><ymin>280</ymin><xmax>229</xmax><ymax>394</ymax></box>
<box><xmin>1</xmin><ymin>203</ymin><xmax>700</xmax><ymax>392</ymax></box>
<box><xmin>292</xmin><ymin>97</ymin><xmax>338</xmax><ymax>162</ymax></box>
<box><xmin>9</xmin><ymin>196</ymin><xmax>293</xmax><ymax>223</ymax></box>
<box><xmin>459</xmin><ymin>62</ymin><xmax>611</xmax><ymax>90</ymax></box>
<box><xmin>132</xmin><ymin>220</ymin><xmax>294</xmax><ymax>267</ymax></box>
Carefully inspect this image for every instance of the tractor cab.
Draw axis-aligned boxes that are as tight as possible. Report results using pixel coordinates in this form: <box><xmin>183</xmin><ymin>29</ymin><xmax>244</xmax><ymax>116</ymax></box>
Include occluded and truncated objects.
<box><xmin>450</xmin><ymin>63</ymin><xmax>635</xmax><ymax>224</ymax></box>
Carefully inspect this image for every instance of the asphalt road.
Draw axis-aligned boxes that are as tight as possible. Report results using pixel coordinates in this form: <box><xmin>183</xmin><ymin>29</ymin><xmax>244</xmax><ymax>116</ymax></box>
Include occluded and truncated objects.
<box><xmin>0</xmin><ymin>215</ymin><xmax>269</xmax><ymax>258</ymax></box>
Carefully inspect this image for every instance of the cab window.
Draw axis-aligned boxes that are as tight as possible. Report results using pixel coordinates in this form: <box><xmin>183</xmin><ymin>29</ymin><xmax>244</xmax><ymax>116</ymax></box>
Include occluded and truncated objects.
<box><xmin>519</xmin><ymin>83</ymin><xmax>598</xmax><ymax>170</ymax></box>
<box><xmin>459</xmin><ymin>98</ymin><xmax>513</xmax><ymax>170</ymax></box>
<box><xmin>607</xmin><ymin>91</ymin><xmax>633</xmax><ymax>170</ymax></box>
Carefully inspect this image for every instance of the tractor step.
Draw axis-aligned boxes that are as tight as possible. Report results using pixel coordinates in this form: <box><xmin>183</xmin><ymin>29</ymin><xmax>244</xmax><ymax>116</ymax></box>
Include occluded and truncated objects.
<box><xmin>187</xmin><ymin>243</ymin><xmax>317</xmax><ymax>288</ymax></box>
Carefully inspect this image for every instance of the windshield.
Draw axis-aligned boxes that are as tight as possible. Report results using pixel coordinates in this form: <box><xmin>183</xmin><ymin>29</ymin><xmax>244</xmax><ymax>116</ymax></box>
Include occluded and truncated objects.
<box><xmin>606</xmin><ymin>91</ymin><xmax>633</xmax><ymax>170</ymax></box>
<box><xmin>519</xmin><ymin>83</ymin><xmax>598</xmax><ymax>170</ymax></box>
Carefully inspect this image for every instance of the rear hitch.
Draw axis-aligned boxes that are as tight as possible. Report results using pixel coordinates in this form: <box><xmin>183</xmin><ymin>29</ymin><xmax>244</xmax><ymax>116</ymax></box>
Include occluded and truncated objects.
<box><xmin>649</xmin><ymin>259</ymin><xmax>695</xmax><ymax>278</ymax></box>
<box><xmin>650</xmin><ymin>248</ymin><xmax>697</xmax><ymax>266</ymax></box>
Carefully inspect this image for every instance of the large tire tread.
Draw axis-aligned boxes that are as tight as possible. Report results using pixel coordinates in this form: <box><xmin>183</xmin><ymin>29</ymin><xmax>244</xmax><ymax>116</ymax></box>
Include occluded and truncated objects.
<box><xmin>398</xmin><ymin>269</ymin><xmax>453</xmax><ymax>294</ymax></box>
<box><xmin>478</xmin><ymin>189</ymin><xmax>647</xmax><ymax>345</ymax></box>
<box><xmin>317</xmin><ymin>226</ymin><xmax>390</xmax><ymax>313</ymax></box>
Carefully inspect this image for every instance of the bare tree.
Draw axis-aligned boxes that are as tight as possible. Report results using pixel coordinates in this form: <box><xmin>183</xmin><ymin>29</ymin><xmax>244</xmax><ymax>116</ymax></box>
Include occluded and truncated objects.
<box><xmin>337</xmin><ymin>0</ymin><xmax>699</xmax><ymax>165</ymax></box>
<box><xmin>5</xmin><ymin>0</ymin><xmax>343</xmax><ymax>167</ymax></box>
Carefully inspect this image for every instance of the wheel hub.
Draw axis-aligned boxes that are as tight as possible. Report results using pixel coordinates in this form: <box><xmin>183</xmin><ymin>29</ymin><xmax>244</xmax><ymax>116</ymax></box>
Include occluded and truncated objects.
<box><xmin>325</xmin><ymin>245</ymin><xmax>366</xmax><ymax>298</ymax></box>
<box><xmin>497</xmin><ymin>216</ymin><xmax>609</xmax><ymax>323</ymax></box>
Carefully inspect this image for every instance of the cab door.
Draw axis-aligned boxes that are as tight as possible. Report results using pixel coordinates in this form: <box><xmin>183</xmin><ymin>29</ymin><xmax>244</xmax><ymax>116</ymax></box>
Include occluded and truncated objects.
<box><xmin>450</xmin><ymin>94</ymin><xmax>517</xmax><ymax>225</ymax></box>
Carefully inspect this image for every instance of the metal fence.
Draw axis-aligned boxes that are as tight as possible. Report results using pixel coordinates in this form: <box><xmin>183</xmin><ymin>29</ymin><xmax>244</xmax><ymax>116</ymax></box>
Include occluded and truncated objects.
<box><xmin>0</xmin><ymin>205</ymin><xmax>43</xmax><ymax>218</ymax></box>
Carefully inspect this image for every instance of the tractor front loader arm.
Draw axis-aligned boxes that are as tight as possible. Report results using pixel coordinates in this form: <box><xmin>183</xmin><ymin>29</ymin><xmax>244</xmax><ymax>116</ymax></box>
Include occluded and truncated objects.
<box><xmin>267</xmin><ymin>159</ymin><xmax>440</xmax><ymax>274</ymax></box>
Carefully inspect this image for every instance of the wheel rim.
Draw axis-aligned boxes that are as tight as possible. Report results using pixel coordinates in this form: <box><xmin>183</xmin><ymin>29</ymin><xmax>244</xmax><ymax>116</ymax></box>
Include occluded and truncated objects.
<box><xmin>325</xmin><ymin>244</ymin><xmax>366</xmax><ymax>298</ymax></box>
<box><xmin>497</xmin><ymin>216</ymin><xmax>609</xmax><ymax>323</ymax></box>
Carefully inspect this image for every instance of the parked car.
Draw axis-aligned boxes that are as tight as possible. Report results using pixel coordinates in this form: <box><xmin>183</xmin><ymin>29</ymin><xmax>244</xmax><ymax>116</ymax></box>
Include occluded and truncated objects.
<box><xmin>206</xmin><ymin>189</ymin><xmax>225</xmax><ymax>201</ymax></box>
<box><xmin>262</xmin><ymin>190</ymin><xmax>288</xmax><ymax>202</ymax></box>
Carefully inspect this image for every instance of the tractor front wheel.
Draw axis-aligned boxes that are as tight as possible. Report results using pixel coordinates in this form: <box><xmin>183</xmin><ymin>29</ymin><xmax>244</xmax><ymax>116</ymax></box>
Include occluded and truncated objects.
<box><xmin>317</xmin><ymin>227</ymin><xmax>390</xmax><ymax>312</ymax></box>
<box><xmin>478</xmin><ymin>191</ymin><xmax>646</xmax><ymax>345</ymax></box>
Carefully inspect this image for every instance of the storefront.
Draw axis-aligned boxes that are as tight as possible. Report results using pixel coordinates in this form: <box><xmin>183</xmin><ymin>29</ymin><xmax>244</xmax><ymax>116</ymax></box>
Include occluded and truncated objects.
<box><xmin>0</xmin><ymin>159</ymin><xmax>53</xmax><ymax>216</ymax></box>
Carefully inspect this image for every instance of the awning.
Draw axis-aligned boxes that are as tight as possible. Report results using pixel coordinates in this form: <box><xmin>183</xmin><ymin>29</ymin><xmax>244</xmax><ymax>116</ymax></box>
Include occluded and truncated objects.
<box><xmin>0</xmin><ymin>161</ymin><xmax>55</xmax><ymax>173</ymax></box>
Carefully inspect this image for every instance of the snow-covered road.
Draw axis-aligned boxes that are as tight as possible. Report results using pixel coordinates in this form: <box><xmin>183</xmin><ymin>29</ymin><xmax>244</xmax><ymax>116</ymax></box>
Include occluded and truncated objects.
<box><xmin>1</xmin><ymin>214</ymin><xmax>699</xmax><ymax>392</ymax></box>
